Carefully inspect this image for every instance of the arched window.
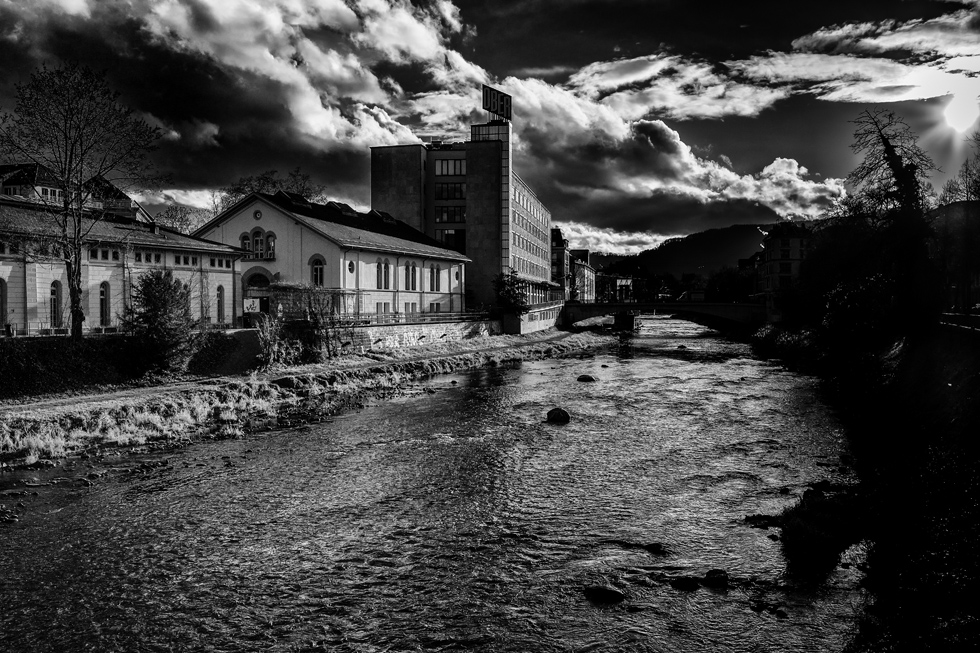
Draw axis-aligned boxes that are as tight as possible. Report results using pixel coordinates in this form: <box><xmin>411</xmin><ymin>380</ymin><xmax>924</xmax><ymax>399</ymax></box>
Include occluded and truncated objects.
<box><xmin>436</xmin><ymin>264</ymin><xmax>442</xmax><ymax>291</ymax></box>
<box><xmin>404</xmin><ymin>261</ymin><xmax>411</xmax><ymax>290</ymax></box>
<box><xmin>240</xmin><ymin>235</ymin><xmax>251</xmax><ymax>252</ymax></box>
<box><xmin>50</xmin><ymin>281</ymin><xmax>62</xmax><ymax>328</ymax></box>
<box><xmin>411</xmin><ymin>263</ymin><xmax>417</xmax><ymax>291</ymax></box>
<box><xmin>311</xmin><ymin>258</ymin><xmax>324</xmax><ymax>287</ymax></box>
<box><xmin>265</xmin><ymin>234</ymin><xmax>276</xmax><ymax>258</ymax></box>
<box><xmin>216</xmin><ymin>286</ymin><xmax>225</xmax><ymax>323</ymax></box>
<box><xmin>99</xmin><ymin>281</ymin><xmax>110</xmax><ymax>327</ymax></box>
<box><xmin>252</xmin><ymin>231</ymin><xmax>264</xmax><ymax>257</ymax></box>
<box><xmin>0</xmin><ymin>278</ymin><xmax>7</xmax><ymax>329</ymax></box>
<box><xmin>429</xmin><ymin>264</ymin><xmax>435</xmax><ymax>291</ymax></box>
<box><xmin>383</xmin><ymin>258</ymin><xmax>390</xmax><ymax>289</ymax></box>
<box><xmin>376</xmin><ymin>259</ymin><xmax>383</xmax><ymax>289</ymax></box>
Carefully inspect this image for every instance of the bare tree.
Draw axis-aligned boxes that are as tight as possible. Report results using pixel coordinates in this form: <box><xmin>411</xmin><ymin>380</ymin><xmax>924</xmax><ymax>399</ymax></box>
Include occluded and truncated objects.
<box><xmin>849</xmin><ymin>108</ymin><xmax>937</xmax><ymax>220</ymax></box>
<box><xmin>155</xmin><ymin>203</ymin><xmax>209</xmax><ymax>234</ymax></box>
<box><xmin>218</xmin><ymin>168</ymin><xmax>328</xmax><ymax>211</ymax></box>
<box><xmin>0</xmin><ymin>62</ymin><xmax>163</xmax><ymax>341</ymax></box>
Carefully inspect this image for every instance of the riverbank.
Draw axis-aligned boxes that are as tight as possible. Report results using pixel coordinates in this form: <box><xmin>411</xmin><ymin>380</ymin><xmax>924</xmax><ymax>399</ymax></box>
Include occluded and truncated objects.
<box><xmin>0</xmin><ymin>329</ymin><xmax>614</xmax><ymax>468</ymax></box>
<box><xmin>754</xmin><ymin>323</ymin><xmax>980</xmax><ymax>651</ymax></box>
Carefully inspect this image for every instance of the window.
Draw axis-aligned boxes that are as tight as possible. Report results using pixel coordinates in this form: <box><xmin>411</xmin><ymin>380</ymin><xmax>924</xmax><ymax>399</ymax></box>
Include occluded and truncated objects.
<box><xmin>434</xmin><ymin>183</ymin><xmax>465</xmax><ymax>200</ymax></box>
<box><xmin>266</xmin><ymin>235</ymin><xmax>275</xmax><ymax>258</ymax></box>
<box><xmin>99</xmin><ymin>282</ymin><xmax>110</xmax><ymax>327</ymax></box>
<box><xmin>112</xmin><ymin>251</ymin><xmax>119</xmax><ymax>261</ymax></box>
<box><xmin>404</xmin><ymin>302</ymin><xmax>417</xmax><ymax>314</ymax></box>
<box><xmin>0</xmin><ymin>279</ymin><xmax>6</xmax><ymax>328</ymax></box>
<box><xmin>311</xmin><ymin>258</ymin><xmax>324</xmax><ymax>287</ymax></box>
<box><xmin>240</xmin><ymin>235</ymin><xmax>251</xmax><ymax>251</ymax></box>
<box><xmin>154</xmin><ymin>253</ymin><xmax>161</xmax><ymax>264</ymax></box>
<box><xmin>376</xmin><ymin>258</ymin><xmax>391</xmax><ymax>289</ymax></box>
<box><xmin>429</xmin><ymin>302</ymin><xmax>441</xmax><ymax>313</ymax></box>
<box><xmin>209</xmin><ymin>258</ymin><xmax>216</xmax><ymax>267</ymax></box>
<box><xmin>434</xmin><ymin>159</ymin><xmax>466</xmax><ymax>175</ymax></box>
<box><xmin>434</xmin><ymin>206</ymin><xmax>465</xmax><ymax>223</ymax></box>
<box><xmin>252</xmin><ymin>232</ymin><xmax>264</xmax><ymax>257</ymax></box>
<box><xmin>192</xmin><ymin>257</ymin><xmax>197</xmax><ymax>266</ymax></box>
<box><xmin>101</xmin><ymin>249</ymin><xmax>109</xmax><ymax>260</ymax></box>
<box><xmin>411</xmin><ymin>263</ymin><xmax>417</xmax><ymax>290</ymax></box>
<box><xmin>50</xmin><ymin>281</ymin><xmax>62</xmax><ymax>328</ymax></box>
<box><xmin>217</xmin><ymin>286</ymin><xmax>225</xmax><ymax>323</ymax></box>
<box><xmin>435</xmin><ymin>228</ymin><xmax>465</xmax><ymax>254</ymax></box>
<box><xmin>404</xmin><ymin>261</ymin><xmax>411</xmax><ymax>290</ymax></box>
<box><xmin>135</xmin><ymin>252</ymin><xmax>143</xmax><ymax>263</ymax></box>
<box><xmin>779</xmin><ymin>262</ymin><xmax>793</xmax><ymax>274</ymax></box>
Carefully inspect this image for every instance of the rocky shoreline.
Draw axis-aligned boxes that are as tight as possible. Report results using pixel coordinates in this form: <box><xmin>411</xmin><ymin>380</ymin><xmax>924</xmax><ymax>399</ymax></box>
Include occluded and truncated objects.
<box><xmin>0</xmin><ymin>330</ymin><xmax>613</xmax><ymax>471</ymax></box>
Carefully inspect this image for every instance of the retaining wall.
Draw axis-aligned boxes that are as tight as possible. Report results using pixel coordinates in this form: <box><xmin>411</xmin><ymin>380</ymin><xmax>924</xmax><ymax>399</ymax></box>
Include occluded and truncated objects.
<box><xmin>356</xmin><ymin>319</ymin><xmax>502</xmax><ymax>350</ymax></box>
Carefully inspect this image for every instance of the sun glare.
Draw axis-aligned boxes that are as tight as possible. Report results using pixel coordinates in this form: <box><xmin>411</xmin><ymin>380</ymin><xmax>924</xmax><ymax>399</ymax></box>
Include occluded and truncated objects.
<box><xmin>944</xmin><ymin>93</ymin><xmax>980</xmax><ymax>133</ymax></box>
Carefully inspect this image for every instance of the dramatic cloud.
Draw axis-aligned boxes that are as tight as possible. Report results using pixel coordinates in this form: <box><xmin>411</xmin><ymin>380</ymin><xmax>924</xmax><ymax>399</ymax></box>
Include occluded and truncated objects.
<box><xmin>568</xmin><ymin>54</ymin><xmax>789</xmax><ymax>120</ymax></box>
<box><xmin>552</xmin><ymin>221</ymin><xmax>672</xmax><ymax>255</ymax></box>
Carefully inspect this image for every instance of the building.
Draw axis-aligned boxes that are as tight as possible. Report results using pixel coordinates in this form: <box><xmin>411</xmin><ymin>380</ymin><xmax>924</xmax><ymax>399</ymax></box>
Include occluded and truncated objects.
<box><xmin>762</xmin><ymin>222</ymin><xmax>810</xmax><ymax>321</ymax></box>
<box><xmin>596</xmin><ymin>272</ymin><xmax>633</xmax><ymax>303</ymax></box>
<box><xmin>570</xmin><ymin>250</ymin><xmax>596</xmax><ymax>302</ymax></box>
<box><xmin>550</xmin><ymin>227</ymin><xmax>572</xmax><ymax>300</ymax></box>
<box><xmin>0</xmin><ymin>163</ymin><xmax>152</xmax><ymax>222</ymax></box>
<box><xmin>929</xmin><ymin>200</ymin><xmax>980</xmax><ymax>312</ymax></box>
<box><xmin>193</xmin><ymin>191</ymin><xmax>469</xmax><ymax>318</ymax></box>
<box><xmin>371</xmin><ymin>116</ymin><xmax>556</xmax><ymax>309</ymax></box>
<box><xmin>0</xmin><ymin>195</ymin><xmax>240</xmax><ymax>335</ymax></box>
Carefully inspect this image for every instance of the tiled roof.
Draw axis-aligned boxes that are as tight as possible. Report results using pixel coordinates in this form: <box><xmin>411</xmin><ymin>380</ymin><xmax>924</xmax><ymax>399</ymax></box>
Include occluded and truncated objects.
<box><xmin>203</xmin><ymin>191</ymin><xmax>469</xmax><ymax>262</ymax></box>
<box><xmin>0</xmin><ymin>196</ymin><xmax>239</xmax><ymax>254</ymax></box>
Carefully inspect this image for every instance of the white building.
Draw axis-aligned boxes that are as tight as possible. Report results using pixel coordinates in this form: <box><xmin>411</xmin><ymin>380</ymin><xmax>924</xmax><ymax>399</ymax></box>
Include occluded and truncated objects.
<box><xmin>194</xmin><ymin>191</ymin><xmax>470</xmax><ymax>317</ymax></box>
<box><xmin>0</xmin><ymin>195</ymin><xmax>240</xmax><ymax>335</ymax></box>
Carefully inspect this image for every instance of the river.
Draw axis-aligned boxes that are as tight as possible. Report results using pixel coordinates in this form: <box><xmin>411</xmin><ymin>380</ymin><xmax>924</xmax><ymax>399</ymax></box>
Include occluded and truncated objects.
<box><xmin>0</xmin><ymin>317</ymin><xmax>863</xmax><ymax>652</ymax></box>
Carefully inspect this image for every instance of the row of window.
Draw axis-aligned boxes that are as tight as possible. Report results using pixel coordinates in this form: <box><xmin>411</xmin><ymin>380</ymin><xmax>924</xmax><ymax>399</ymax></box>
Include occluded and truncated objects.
<box><xmin>1</xmin><ymin>186</ymin><xmax>66</xmax><ymax>200</ymax></box>
<box><xmin>512</xmin><ymin>255</ymin><xmax>547</xmax><ymax>279</ymax></box>
<box><xmin>374</xmin><ymin>302</ymin><xmax>442</xmax><ymax>314</ymax></box>
<box><xmin>515</xmin><ymin>187</ymin><xmax>547</xmax><ymax>222</ymax></box>
<box><xmin>361</xmin><ymin>260</ymin><xmax>446</xmax><ymax>292</ymax></box>
<box><xmin>434</xmin><ymin>183</ymin><xmax>466</xmax><ymax>200</ymax></box>
<box><xmin>434</xmin><ymin>206</ymin><xmax>465</xmax><ymax>223</ymax></box>
<box><xmin>514</xmin><ymin>211</ymin><xmax>547</xmax><ymax>244</ymax></box>
<box><xmin>435</xmin><ymin>228</ymin><xmax>465</xmax><ymax>254</ymax></box>
<box><xmin>240</xmin><ymin>230</ymin><xmax>276</xmax><ymax>256</ymax></box>
<box><xmin>434</xmin><ymin>159</ymin><xmax>466</xmax><ymax>176</ymax></box>
<box><xmin>514</xmin><ymin>233</ymin><xmax>546</xmax><ymax>261</ymax></box>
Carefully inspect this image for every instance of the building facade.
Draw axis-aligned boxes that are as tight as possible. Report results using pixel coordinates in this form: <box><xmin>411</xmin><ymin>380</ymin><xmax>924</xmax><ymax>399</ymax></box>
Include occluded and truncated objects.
<box><xmin>0</xmin><ymin>195</ymin><xmax>240</xmax><ymax>335</ymax></box>
<box><xmin>762</xmin><ymin>222</ymin><xmax>810</xmax><ymax>322</ymax></box>
<box><xmin>194</xmin><ymin>191</ymin><xmax>469</xmax><ymax>318</ymax></box>
<box><xmin>570</xmin><ymin>250</ymin><xmax>596</xmax><ymax>302</ymax></box>
<box><xmin>371</xmin><ymin>120</ymin><xmax>555</xmax><ymax>309</ymax></box>
<box><xmin>550</xmin><ymin>227</ymin><xmax>572</xmax><ymax>300</ymax></box>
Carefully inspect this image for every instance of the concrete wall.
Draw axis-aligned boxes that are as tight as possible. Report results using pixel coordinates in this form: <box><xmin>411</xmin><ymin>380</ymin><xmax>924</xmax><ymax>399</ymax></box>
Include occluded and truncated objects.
<box><xmin>355</xmin><ymin>319</ymin><xmax>502</xmax><ymax>350</ymax></box>
<box><xmin>371</xmin><ymin>145</ymin><xmax>426</xmax><ymax>231</ymax></box>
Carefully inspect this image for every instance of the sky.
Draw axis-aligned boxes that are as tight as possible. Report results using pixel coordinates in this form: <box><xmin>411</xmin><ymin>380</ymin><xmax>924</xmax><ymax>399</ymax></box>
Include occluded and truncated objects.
<box><xmin>1</xmin><ymin>0</ymin><xmax>979</xmax><ymax>253</ymax></box>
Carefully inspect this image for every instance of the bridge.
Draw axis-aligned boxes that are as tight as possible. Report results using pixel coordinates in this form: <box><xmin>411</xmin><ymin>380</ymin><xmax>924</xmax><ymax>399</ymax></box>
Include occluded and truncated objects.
<box><xmin>563</xmin><ymin>302</ymin><xmax>768</xmax><ymax>331</ymax></box>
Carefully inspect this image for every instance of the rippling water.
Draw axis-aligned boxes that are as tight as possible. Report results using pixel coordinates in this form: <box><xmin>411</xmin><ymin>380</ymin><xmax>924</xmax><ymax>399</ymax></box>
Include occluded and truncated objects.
<box><xmin>0</xmin><ymin>318</ymin><xmax>862</xmax><ymax>652</ymax></box>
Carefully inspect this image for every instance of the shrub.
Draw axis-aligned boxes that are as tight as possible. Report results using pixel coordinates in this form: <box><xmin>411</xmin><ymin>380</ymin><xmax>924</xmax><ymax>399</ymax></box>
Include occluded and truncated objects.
<box><xmin>121</xmin><ymin>269</ymin><xmax>197</xmax><ymax>373</ymax></box>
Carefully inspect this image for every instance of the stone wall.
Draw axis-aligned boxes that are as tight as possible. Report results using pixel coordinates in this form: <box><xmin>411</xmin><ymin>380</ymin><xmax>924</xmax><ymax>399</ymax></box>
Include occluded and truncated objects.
<box><xmin>356</xmin><ymin>319</ymin><xmax>502</xmax><ymax>350</ymax></box>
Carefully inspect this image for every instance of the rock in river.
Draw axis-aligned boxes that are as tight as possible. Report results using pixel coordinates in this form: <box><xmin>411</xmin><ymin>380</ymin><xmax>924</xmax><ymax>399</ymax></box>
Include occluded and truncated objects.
<box><xmin>583</xmin><ymin>584</ymin><xmax>626</xmax><ymax>604</ymax></box>
<box><xmin>577</xmin><ymin>374</ymin><xmax>598</xmax><ymax>382</ymax></box>
<box><xmin>547</xmin><ymin>408</ymin><xmax>571</xmax><ymax>424</ymax></box>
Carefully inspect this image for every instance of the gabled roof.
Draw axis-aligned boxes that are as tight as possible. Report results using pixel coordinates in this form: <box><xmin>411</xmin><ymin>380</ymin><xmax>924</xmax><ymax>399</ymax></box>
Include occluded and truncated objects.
<box><xmin>0</xmin><ymin>195</ymin><xmax>239</xmax><ymax>254</ymax></box>
<box><xmin>0</xmin><ymin>163</ymin><xmax>60</xmax><ymax>187</ymax></box>
<box><xmin>196</xmin><ymin>191</ymin><xmax>470</xmax><ymax>262</ymax></box>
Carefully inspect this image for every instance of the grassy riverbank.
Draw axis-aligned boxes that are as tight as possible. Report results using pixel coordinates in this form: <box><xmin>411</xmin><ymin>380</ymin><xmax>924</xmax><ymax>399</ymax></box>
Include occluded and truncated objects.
<box><xmin>755</xmin><ymin>323</ymin><xmax>980</xmax><ymax>651</ymax></box>
<box><xmin>0</xmin><ymin>330</ymin><xmax>613</xmax><ymax>467</ymax></box>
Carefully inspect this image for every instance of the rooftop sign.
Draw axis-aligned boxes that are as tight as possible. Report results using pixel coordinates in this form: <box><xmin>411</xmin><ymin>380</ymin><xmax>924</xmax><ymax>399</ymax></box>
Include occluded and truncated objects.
<box><xmin>482</xmin><ymin>84</ymin><xmax>512</xmax><ymax>121</ymax></box>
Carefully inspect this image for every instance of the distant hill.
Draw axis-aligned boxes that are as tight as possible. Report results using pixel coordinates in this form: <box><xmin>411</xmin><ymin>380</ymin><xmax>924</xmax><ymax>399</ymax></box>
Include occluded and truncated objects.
<box><xmin>608</xmin><ymin>224</ymin><xmax>769</xmax><ymax>279</ymax></box>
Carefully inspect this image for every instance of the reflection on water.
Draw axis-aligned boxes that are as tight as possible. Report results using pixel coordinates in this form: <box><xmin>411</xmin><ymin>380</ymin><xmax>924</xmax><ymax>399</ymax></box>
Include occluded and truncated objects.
<box><xmin>0</xmin><ymin>318</ymin><xmax>862</xmax><ymax>652</ymax></box>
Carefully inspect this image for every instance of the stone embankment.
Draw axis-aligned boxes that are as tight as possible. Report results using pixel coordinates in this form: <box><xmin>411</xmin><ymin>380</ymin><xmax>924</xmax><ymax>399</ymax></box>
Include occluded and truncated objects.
<box><xmin>0</xmin><ymin>331</ymin><xmax>612</xmax><ymax>467</ymax></box>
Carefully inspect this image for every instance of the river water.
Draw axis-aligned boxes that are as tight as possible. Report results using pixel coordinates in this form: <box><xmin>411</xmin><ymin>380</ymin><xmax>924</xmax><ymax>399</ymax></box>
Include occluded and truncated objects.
<box><xmin>0</xmin><ymin>317</ymin><xmax>863</xmax><ymax>652</ymax></box>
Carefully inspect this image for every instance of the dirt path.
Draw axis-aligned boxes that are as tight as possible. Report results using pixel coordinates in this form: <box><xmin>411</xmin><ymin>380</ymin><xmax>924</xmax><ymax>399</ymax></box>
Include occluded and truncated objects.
<box><xmin>0</xmin><ymin>329</ymin><xmax>592</xmax><ymax>417</ymax></box>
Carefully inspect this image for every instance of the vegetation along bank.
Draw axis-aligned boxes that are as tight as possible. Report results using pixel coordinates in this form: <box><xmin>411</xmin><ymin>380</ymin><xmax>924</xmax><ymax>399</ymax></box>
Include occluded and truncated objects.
<box><xmin>0</xmin><ymin>330</ymin><xmax>612</xmax><ymax>468</ymax></box>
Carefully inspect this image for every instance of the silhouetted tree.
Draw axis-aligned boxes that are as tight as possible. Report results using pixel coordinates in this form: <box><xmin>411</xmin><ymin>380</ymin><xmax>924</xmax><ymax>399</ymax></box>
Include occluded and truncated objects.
<box><xmin>121</xmin><ymin>270</ymin><xmax>196</xmax><ymax>373</ymax></box>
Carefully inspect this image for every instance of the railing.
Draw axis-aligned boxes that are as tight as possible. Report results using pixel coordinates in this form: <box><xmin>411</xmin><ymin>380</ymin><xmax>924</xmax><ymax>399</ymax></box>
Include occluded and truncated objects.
<box><xmin>303</xmin><ymin>311</ymin><xmax>492</xmax><ymax>328</ymax></box>
<box><xmin>242</xmin><ymin>251</ymin><xmax>276</xmax><ymax>261</ymax></box>
<box><xmin>940</xmin><ymin>312</ymin><xmax>980</xmax><ymax>331</ymax></box>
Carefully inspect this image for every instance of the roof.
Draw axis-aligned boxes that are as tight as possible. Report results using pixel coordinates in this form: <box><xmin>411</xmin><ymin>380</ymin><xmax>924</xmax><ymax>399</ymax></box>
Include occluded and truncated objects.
<box><xmin>0</xmin><ymin>196</ymin><xmax>239</xmax><ymax>254</ymax></box>
<box><xmin>197</xmin><ymin>190</ymin><xmax>470</xmax><ymax>262</ymax></box>
<box><xmin>0</xmin><ymin>163</ymin><xmax>60</xmax><ymax>187</ymax></box>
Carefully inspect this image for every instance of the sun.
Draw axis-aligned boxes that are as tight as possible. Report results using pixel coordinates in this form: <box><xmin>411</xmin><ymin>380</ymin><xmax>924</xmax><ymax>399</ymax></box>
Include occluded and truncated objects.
<box><xmin>944</xmin><ymin>93</ymin><xmax>980</xmax><ymax>133</ymax></box>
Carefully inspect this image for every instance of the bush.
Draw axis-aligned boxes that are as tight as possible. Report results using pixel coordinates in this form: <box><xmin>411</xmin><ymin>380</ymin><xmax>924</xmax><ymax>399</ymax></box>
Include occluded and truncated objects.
<box><xmin>121</xmin><ymin>270</ymin><xmax>197</xmax><ymax>374</ymax></box>
<box><xmin>780</xmin><ymin>487</ymin><xmax>864</xmax><ymax>577</ymax></box>
<box><xmin>187</xmin><ymin>330</ymin><xmax>240</xmax><ymax>375</ymax></box>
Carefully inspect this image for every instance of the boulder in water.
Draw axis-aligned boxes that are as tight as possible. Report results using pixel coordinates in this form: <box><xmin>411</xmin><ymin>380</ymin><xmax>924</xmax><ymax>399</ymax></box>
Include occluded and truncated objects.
<box><xmin>547</xmin><ymin>408</ymin><xmax>571</xmax><ymax>424</ymax></box>
<box><xmin>583</xmin><ymin>584</ymin><xmax>626</xmax><ymax>604</ymax></box>
<box><xmin>577</xmin><ymin>374</ymin><xmax>598</xmax><ymax>382</ymax></box>
<box><xmin>702</xmin><ymin>569</ymin><xmax>729</xmax><ymax>588</ymax></box>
